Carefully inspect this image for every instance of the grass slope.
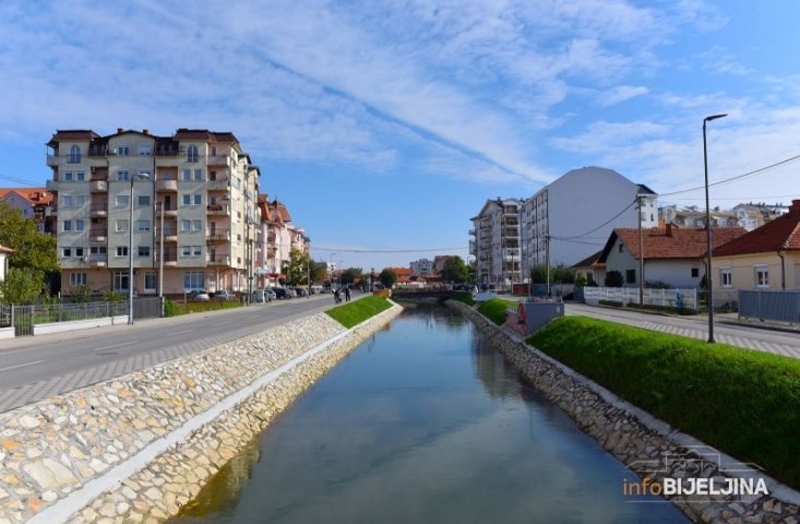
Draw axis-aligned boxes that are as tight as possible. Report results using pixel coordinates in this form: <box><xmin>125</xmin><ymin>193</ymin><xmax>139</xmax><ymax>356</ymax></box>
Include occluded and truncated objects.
<box><xmin>528</xmin><ymin>316</ymin><xmax>800</xmax><ymax>490</ymax></box>
<box><xmin>325</xmin><ymin>295</ymin><xmax>393</xmax><ymax>328</ymax></box>
<box><xmin>477</xmin><ymin>297</ymin><xmax>517</xmax><ymax>325</ymax></box>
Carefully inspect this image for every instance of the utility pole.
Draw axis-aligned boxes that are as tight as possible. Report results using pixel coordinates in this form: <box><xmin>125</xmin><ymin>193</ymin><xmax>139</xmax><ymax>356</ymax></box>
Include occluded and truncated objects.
<box><xmin>637</xmin><ymin>194</ymin><xmax>645</xmax><ymax>306</ymax></box>
<box><xmin>545</xmin><ymin>233</ymin><xmax>550</xmax><ymax>298</ymax></box>
<box><xmin>159</xmin><ymin>198</ymin><xmax>165</xmax><ymax>316</ymax></box>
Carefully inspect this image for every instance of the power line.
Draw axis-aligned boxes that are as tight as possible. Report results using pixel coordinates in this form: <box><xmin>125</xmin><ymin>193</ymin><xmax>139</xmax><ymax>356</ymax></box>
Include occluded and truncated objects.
<box><xmin>0</xmin><ymin>174</ymin><xmax>44</xmax><ymax>187</ymax></box>
<box><xmin>312</xmin><ymin>246</ymin><xmax>470</xmax><ymax>254</ymax></box>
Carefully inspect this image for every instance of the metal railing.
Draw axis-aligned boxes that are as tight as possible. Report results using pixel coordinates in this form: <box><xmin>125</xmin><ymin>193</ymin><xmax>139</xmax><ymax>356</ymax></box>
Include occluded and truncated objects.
<box><xmin>738</xmin><ymin>290</ymin><xmax>800</xmax><ymax>324</ymax></box>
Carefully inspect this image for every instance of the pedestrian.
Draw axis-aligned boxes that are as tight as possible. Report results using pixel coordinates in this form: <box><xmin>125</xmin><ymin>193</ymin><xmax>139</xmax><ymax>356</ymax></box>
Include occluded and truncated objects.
<box><xmin>334</xmin><ymin>288</ymin><xmax>341</xmax><ymax>304</ymax></box>
<box><xmin>344</xmin><ymin>286</ymin><xmax>351</xmax><ymax>302</ymax></box>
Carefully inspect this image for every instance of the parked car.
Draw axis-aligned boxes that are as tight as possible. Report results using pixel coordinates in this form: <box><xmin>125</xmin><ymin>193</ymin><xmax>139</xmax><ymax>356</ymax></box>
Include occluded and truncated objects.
<box><xmin>273</xmin><ymin>287</ymin><xmax>290</xmax><ymax>299</ymax></box>
<box><xmin>213</xmin><ymin>290</ymin><xmax>235</xmax><ymax>301</ymax></box>
<box><xmin>251</xmin><ymin>289</ymin><xmax>272</xmax><ymax>303</ymax></box>
<box><xmin>265</xmin><ymin>289</ymin><xmax>277</xmax><ymax>301</ymax></box>
<box><xmin>188</xmin><ymin>290</ymin><xmax>210</xmax><ymax>302</ymax></box>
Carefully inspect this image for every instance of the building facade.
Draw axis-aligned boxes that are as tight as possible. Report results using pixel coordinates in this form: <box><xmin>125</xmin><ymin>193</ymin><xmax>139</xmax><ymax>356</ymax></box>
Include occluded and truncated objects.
<box><xmin>46</xmin><ymin>128</ymin><xmax>260</xmax><ymax>299</ymax></box>
<box><xmin>255</xmin><ymin>196</ymin><xmax>307</xmax><ymax>288</ymax></box>
<box><xmin>410</xmin><ymin>258</ymin><xmax>434</xmax><ymax>276</ymax></box>
<box><xmin>520</xmin><ymin>166</ymin><xmax>657</xmax><ymax>277</ymax></box>
<box><xmin>470</xmin><ymin>198</ymin><xmax>523</xmax><ymax>288</ymax></box>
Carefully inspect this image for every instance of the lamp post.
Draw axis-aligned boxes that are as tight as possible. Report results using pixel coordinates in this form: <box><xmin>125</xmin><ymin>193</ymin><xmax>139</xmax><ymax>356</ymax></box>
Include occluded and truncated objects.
<box><xmin>703</xmin><ymin>113</ymin><xmax>727</xmax><ymax>343</ymax></box>
<box><xmin>128</xmin><ymin>173</ymin><xmax>150</xmax><ymax>325</ymax></box>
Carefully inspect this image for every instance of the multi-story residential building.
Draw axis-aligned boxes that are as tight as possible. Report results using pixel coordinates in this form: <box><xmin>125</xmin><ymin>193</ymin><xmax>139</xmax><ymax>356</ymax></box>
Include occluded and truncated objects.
<box><xmin>470</xmin><ymin>198</ymin><xmax>523</xmax><ymax>287</ymax></box>
<box><xmin>519</xmin><ymin>166</ymin><xmax>657</xmax><ymax>277</ymax></box>
<box><xmin>0</xmin><ymin>188</ymin><xmax>56</xmax><ymax>233</ymax></box>
<box><xmin>46</xmin><ymin>128</ymin><xmax>260</xmax><ymax>298</ymax></box>
<box><xmin>255</xmin><ymin>196</ymin><xmax>307</xmax><ymax>288</ymax></box>
<box><xmin>660</xmin><ymin>202</ymin><xmax>786</xmax><ymax>233</ymax></box>
<box><xmin>410</xmin><ymin>258</ymin><xmax>434</xmax><ymax>276</ymax></box>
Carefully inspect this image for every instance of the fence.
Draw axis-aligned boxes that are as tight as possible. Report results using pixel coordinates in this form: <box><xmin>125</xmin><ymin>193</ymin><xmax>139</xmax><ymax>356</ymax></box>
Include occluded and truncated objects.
<box><xmin>583</xmin><ymin>287</ymin><xmax>699</xmax><ymax>311</ymax></box>
<box><xmin>738</xmin><ymin>290</ymin><xmax>800</xmax><ymax>324</ymax></box>
<box><xmin>0</xmin><ymin>297</ymin><xmax>161</xmax><ymax>337</ymax></box>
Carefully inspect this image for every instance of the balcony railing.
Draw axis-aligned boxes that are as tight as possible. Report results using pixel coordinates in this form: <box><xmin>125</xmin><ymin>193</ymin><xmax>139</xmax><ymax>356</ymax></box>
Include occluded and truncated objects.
<box><xmin>89</xmin><ymin>229</ymin><xmax>107</xmax><ymax>241</ymax></box>
<box><xmin>207</xmin><ymin>179</ymin><xmax>230</xmax><ymax>191</ymax></box>
<box><xmin>206</xmin><ymin>204</ymin><xmax>230</xmax><ymax>215</ymax></box>
<box><xmin>207</xmin><ymin>254</ymin><xmax>231</xmax><ymax>266</ymax></box>
<box><xmin>90</xmin><ymin>205</ymin><xmax>107</xmax><ymax>216</ymax></box>
<box><xmin>207</xmin><ymin>155</ymin><xmax>232</xmax><ymax>167</ymax></box>
<box><xmin>206</xmin><ymin>229</ymin><xmax>230</xmax><ymax>242</ymax></box>
<box><xmin>157</xmin><ymin>205</ymin><xmax>178</xmax><ymax>216</ymax></box>
<box><xmin>155</xmin><ymin>179</ymin><xmax>178</xmax><ymax>192</ymax></box>
<box><xmin>89</xmin><ymin>255</ymin><xmax>107</xmax><ymax>267</ymax></box>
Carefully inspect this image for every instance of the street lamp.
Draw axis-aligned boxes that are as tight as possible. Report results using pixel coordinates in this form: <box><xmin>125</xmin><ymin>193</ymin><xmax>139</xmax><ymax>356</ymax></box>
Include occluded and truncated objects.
<box><xmin>128</xmin><ymin>173</ymin><xmax>150</xmax><ymax>325</ymax></box>
<box><xmin>703</xmin><ymin>113</ymin><xmax>727</xmax><ymax>343</ymax></box>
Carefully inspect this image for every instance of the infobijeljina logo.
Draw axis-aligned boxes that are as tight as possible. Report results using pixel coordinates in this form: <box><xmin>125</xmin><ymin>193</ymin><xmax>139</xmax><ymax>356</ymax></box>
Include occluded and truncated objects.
<box><xmin>623</xmin><ymin>446</ymin><xmax>769</xmax><ymax>502</ymax></box>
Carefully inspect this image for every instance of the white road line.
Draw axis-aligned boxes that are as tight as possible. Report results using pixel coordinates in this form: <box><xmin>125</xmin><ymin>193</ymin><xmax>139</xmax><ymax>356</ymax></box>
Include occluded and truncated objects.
<box><xmin>0</xmin><ymin>359</ymin><xmax>44</xmax><ymax>372</ymax></box>
<box><xmin>94</xmin><ymin>341</ymin><xmax>137</xmax><ymax>352</ymax></box>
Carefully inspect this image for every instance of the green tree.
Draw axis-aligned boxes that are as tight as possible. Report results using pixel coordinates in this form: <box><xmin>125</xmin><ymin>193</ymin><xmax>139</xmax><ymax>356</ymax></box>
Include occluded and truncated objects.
<box><xmin>529</xmin><ymin>264</ymin><xmax>549</xmax><ymax>284</ymax></box>
<box><xmin>340</xmin><ymin>267</ymin><xmax>363</xmax><ymax>285</ymax></box>
<box><xmin>281</xmin><ymin>248</ymin><xmax>310</xmax><ymax>286</ymax></box>
<box><xmin>379</xmin><ymin>268</ymin><xmax>397</xmax><ymax>289</ymax></box>
<box><xmin>441</xmin><ymin>256</ymin><xmax>468</xmax><ymax>283</ymax></box>
<box><xmin>310</xmin><ymin>259</ymin><xmax>328</xmax><ymax>284</ymax></box>
<box><xmin>0</xmin><ymin>202</ymin><xmax>59</xmax><ymax>304</ymax></box>
<box><xmin>552</xmin><ymin>263</ymin><xmax>575</xmax><ymax>284</ymax></box>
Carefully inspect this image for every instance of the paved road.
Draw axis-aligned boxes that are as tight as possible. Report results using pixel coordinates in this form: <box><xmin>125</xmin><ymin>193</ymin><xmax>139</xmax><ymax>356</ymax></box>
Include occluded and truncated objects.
<box><xmin>565</xmin><ymin>302</ymin><xmax>800</xmax><ymax>359</ymax></box>
<box><xmin>0</xmin><ymin>294</ymin><xmax>348</xmax><ymax>414</ymax></box>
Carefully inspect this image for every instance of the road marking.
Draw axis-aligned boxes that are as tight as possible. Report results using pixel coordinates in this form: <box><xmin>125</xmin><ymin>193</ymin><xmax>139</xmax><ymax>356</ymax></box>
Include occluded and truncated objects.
<box><xmin>170</xmin><ymin>329</ymin><xmax>195</xmax><ymax>335</ymax></box>
<box><xmin>94</xmin><ymin>341</ymin><xmax>137</xmax><ymax>352</ymax></box>
<box><xmin>0</xmin><ymin>359</ymin><xmax>44</xmax><ymax>372</ymax></box>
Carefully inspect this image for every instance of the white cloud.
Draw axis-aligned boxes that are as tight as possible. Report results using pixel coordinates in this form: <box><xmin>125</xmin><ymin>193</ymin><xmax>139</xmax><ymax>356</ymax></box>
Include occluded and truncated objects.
<box><xmin>596</xmin><ymin>85</ymin><xmax>650</xmax><ymax>107</ymax></box>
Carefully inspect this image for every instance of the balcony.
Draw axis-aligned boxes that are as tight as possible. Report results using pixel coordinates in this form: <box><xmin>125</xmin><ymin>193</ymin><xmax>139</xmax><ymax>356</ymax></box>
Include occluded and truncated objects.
<box><xmin>207</xmin><ymin>254</ymin><xmax>230</xmax><ymax>266</ymax></box>
<box><xmin>90</xmin><ymin>205</ymin><xmax>107</xmax><ymax>217</ymax></box>
<box><xmin>157</xmin><ymin>205</ymin><xmax>178</xmax><ymax>217</ymax></box>
<box><xmin>89</xmin><ymin>256</ymin><xmax>107</xmax><ymax>267</ymax></box>
<box><xmin>206</xmin><ymin>229</ymin><xmax>230</xmax><ymax>243</ymax></box>
<box><xmin>89</xmin><ymin>229</ymin><xmax>107</xmax><ymax>242</ymax></box>
<box><xmin>206</xmin><ymin>204</ymin><xmax>230</xmax><ymax>216</ymax></box>
<box><xmin>46</xmin><ymin>155</ymin><xmax>60</xmax><ymax>167</ymax></box>
<box><xmin>160</xmin><ymin>228</ymin><xmax>178</xmax><ymax>242</ymax></box>
<box><xmin>46</xmin><ymin>180</ymin><xmax>58</xmax><ymax>191</ymax></box>
<box><xmin>207</xmin><ymin>179</ymin><xmax>230</xmax><ymax>191</ymax></box>
<box><xmin>90</xmin><ymin>180</ymin><xmax>108</xmax><ymax>192</ymax></box>
<box><xmin>155</xmin><ymin>179</ymin><xmax>178</xmax><ymax>192</ymax></box>
<box><xmin>207</xmin><ymin>155</ymin><xmax>232</xmax><ymax>167</ymax></box>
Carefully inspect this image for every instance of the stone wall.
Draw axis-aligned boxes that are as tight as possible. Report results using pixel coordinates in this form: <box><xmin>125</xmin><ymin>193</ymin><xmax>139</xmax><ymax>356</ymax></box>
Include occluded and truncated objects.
<box><xmin>448</xmin><ymin>300</ymin><xmax>800</xmax><ymax>524</ymax></box>
<box><xmin>0</xmin><ymin>305</ymin><xmax>402</xmax><ymax>524</ymax></box>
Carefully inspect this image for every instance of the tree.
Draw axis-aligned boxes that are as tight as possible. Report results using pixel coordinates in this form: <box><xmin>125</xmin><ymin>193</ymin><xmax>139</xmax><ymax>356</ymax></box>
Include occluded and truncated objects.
<box><xmin>0</xmin><ymin>202</ymin><xmax>59</xmax><ymax>304</ymax></box>
<box><xmin>441</xmin><ymin>256</ymin><xmax>468</xmax><ymax>283</ymax></box>
<box><xmin>379</xmin><ymin>268</ymin><xmax>397</xmax><ymax>289</ymax></box>
<box><xmin>605</xmin><ymin>270</ymin><xmax>624</xmax><ymax>287</ymax></box>
<box><xmin>340</xmin><ymin>267</ymin><xmax>363</xmax><ymax>286</ymax></box>
<box><xmin>529</xmin><ymin>264</ymin><xmax>549</xmax><ymax>284</ymax></box>
<box><xmin>281</xmin><ymin>248</ymin><xmax>310</xmax><ymax>286</ymax></box>
<box><xmin>310</xmin><ymin>259</ymin><xmax>328</xmax><ymax>284</ymax></box>
<box><xmin>552</xmin><ymin>263</ymin><xmax>575</xmax><ymax>284</ymax></box>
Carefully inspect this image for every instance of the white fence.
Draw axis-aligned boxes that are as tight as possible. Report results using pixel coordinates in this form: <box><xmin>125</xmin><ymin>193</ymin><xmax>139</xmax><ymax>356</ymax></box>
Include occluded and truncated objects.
<box><xmin>583</xmin><ymin>287</ymin><xmax>698</xmax><ymax>311</ymax></box>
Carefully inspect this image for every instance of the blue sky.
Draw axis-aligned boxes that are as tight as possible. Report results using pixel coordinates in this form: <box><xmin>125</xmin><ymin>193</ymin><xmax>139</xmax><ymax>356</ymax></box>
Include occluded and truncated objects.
<box><xmin>1</xmin><ymin>1</ymin><xmax>799</xmax><ymax>271</ymax></box>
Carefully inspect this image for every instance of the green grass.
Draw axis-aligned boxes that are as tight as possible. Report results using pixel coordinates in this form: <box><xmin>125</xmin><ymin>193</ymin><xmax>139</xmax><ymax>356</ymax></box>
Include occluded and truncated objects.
<box><xmin>476</xmin><ymin>297</ymin><xmax>517</xmax><ymax>325</ymax></box>
<box><xmin>452</xmin><ymin>291</ymin><xmax>476</xmax><ymax>306</ymax></box>
<box><xmin>528</xmin><ymin>316</ymin><xmax>800</xmax><ymax>490</ymax></box>
<box><xmin>326</xmin><ymin>295</ymin><xmax>393</xmax><ymax>328</ymax></box>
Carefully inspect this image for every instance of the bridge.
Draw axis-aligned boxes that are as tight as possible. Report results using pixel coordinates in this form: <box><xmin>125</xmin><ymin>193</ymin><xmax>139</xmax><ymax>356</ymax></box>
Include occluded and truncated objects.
<box><xmin>390</xmin><ymin>288</ymin><xmax>456</xmax><ymax>301</ymax></box>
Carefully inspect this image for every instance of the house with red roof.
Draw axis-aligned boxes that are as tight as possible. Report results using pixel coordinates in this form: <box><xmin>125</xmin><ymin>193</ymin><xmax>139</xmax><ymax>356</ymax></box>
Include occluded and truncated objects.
<box><xmin>711</xmin><ymin>199</ymin><xmax>800</xmax><ymax>294</ymax></box>
<box><xmin>597</xmin><ymin>224</ymin><xmax>746</xmax><ymax>289</ymax></box>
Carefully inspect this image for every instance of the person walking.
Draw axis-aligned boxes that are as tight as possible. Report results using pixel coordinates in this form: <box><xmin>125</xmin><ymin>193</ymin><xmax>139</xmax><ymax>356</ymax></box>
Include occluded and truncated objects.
<box><xmin>344</xmin><ymin>285</ymin><xmax>351</xmax><ymax>302</ymax></box>
<box><xmin>334</xmin><ymin>288</ymin><xmax>341</xmax><ymax>304</ymax></box>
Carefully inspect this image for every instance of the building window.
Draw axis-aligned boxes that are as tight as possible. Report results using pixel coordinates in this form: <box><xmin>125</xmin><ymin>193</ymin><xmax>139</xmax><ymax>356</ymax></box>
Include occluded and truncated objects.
<box><xmin>116</xmin><ymin>195</ymin><xmax>129</xmax><ymax>207</ymax></box>
<box><xmin>75</xmin><ymin>195</ymin><xmax>86</xmax><ymax>206</ymax></box>
<box><xmin>187</xmin><ymin>145</ymin><xmax>198</xmax><ymax>163</ymax></box>
<box><xmin>192</xmin><ymin>245</ymin><xmax>202</xmax><ymax>257</ymax></box>
<box><xmin>117</xmin><ymin>146</ymin><xmax>130</xmax><ymax>156</ymax></box>
<box><xmin>63</xmin><ymin>171</ymin><xmax>73</xmax><ymax>181</ymax></box>
<box><xmin>193</xmin><ymin>169</ymin><xmax>203</xmax><ymax>180</ymax></box>
<box><xmin>183</xmin><ymin>271</ymin><xmax>204</xmax><ymax>291</ymax></box>
<box><xmin>181</xmin><ymin>169</ymin><xmax>192</xmax><ymax>181</ymax></box>
<box><xmin>138</xmin><ymin>220</ymin><xmax>151</xmax><ymax>232</ymax></box>
<box><xmin>63</xmin><ymin>221</ymin><xmax>73</xmax><ymax>232</ymax></box>
<box><xmin>138</xmin><ymin>246</ymin><xmax>150</xmax><ymax>257</ymax></box>
<box><xmin>181</xmin><ymin>245</ymin><xmax>192</xmax><ymax>257</ymax></box>
<box><xmin>181</xmin><ymin>220</ymin><xmax>191</xmax><ymax>232</ymax></box>
<box><xmin>755</xmin><ymin>266</ymin><xmax>769</xmax><ymax>288</ymax></box>
<box><xmin>144</xmin><ymin>272</ymin><xmax>156</xmax><ymax>292</ymax></box>
<box><xmin>138</xmin><ymin>195</ymin><xmax>151</xmax><ymax>207</ymax></box>
<box><xmin>618</xmin><ymin>243</ymin><xmax>624</xmax><ymax>253</ymax></box>
<box><xmin>115</xmin><ymin>219</ymin><xmax>129</xmax><ymax>233</ymax></box>
<box><xmin>113</xmin><ymin>271</ymin><xmax>129</xmax><ymax>292</ymax></box>
<box><xmin>139</xmin><ymin>144</ymin><xmax>152</xmax><ymax>156</ymax></box>
<box><xmin>626</xmin><ymin>269</ymin><xmax>636</xmax><ymax>284</ymax></box>
<box><xmin>691</xmin><ymin>268</ymin><xmax>699</xmax><ymax>278</ymax></box>
<box><xmin>68</xmin><ymin>145</ymin><xmax>81</xmax><ymax>163</ymax></box>
<box><xmin>76</xmin><ymin>171</ymin><xmax>85</xmax><ymax>181</ymax></box>
<box><xmin>720</xmin><ymin>268</ymin><xmax>732</xmax><ymax>287</ymax></box>
<box><xmin>117</xmin><ymin>170</ymin><xmax>130</xmax><ymax>181</ymax></box>
<box><xmin>70</xmin><ymin>273</ymin><xmax>87</xmax><ymax>286</ymax></box>
<box><xmin>75</xmin><ymin>219</ymin><xmax>85</xmax><ymax>232</ymax></box>
<box><xmin>116</xmin><ymin>246</ymin><xmax>128</xmax><ymax>257</ymax></box>
<box><xmin>90</xmin><ymin>246</ymin><xmax>107</xmax><ymax>255</ymax></box>
<box><xmin>62</xmin><ymin>195</ymin><xmax>73</xmax><ymax>207</ymax></box>
<box><xmin>192</xmin><ymin>219</ymin><xmax>201</xmax><ymax>232</ymax></box>
<box><xmin>182</xmin><ymin>194</ymin><xmax>191</xmax><ymax>206</ymax></box>
<box><xmin>62</xmin><ymin>247</ymin><xmax>72</xmax><ymax>257</ymax></box>
<box><xmin>75</xmin><ymin>247</ymin><xmax>84</xmax><ymax>257</ymax></box>
<box><xmin>193</xmin><ymin>194</ymin><xmax>202</xmax><ymax>206</ymax></box>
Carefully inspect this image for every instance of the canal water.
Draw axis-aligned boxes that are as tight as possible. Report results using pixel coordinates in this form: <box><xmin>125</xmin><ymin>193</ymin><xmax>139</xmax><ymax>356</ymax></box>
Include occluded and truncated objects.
<box><xmin>170</xmin><ymin>305</ymin><xmax>688</xmax><ymax>524</ymax></box>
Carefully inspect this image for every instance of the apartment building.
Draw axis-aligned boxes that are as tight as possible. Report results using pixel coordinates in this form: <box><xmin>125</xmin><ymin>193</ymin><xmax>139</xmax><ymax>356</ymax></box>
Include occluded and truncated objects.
<box><xmin>660</xmin><ymin>203</ymin><xmax>787</xmax><ymax>232</ymax></box>
<box><xmin>255</xmin><ymin>196</ymin><xmax>307</xmax><ymax>288</ymax></box>
<box><xmin>46</xmin><ymin>128</ymin><xmax>260</xmax><ymax>298</ymax></box>
<box><xmin>470</xmin><ymin>198</ymin><xmax>523</xmax><ymax>287</ymax></box>
<box><xmin>520</xmin><ymin>166</ymin><xmax>657</xmax><ymax>277</ymax></box>
<box><xmin>410</xmin><ymin>258</ymin><xmax>434</xmax><ymax>276</ymax></box>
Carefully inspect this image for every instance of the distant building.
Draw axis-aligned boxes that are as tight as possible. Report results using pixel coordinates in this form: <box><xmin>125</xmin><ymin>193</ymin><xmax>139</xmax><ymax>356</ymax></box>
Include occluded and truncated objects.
<box><xmin>256</xmin><ymin>196</ymin><xmax>307</xmax><ymax>287</ymax></box>
<box><xmin>470</xmin><ymin>198</ymin><xmax>522</xmax><ymax>287</ymax></box>
<box><xmin>0</xmin><ymin>188</ymin><xmax>56</xmax><ymax>233</ymax></box>
<box><xmin>410</xmin><ymin>258</ymin><xmax>434</xmax><ymax>276</ymax></box>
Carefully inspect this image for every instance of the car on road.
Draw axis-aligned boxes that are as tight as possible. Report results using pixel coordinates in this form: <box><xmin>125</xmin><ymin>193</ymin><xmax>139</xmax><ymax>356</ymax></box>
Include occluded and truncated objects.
<box><xmin>251</xmin><ymin>289</ymin><xmax>272</xmax><ymax>303</ymax></box>
<box><xmin>187</xmin><ymin>290</ymin><xmax>210</xmax><ymax>301</ymax></box>
<box><xmin>273</xmin><ymin>287</ymin><xmax>291</xmax><ymax>299</ymax></box>
<box><xmin>265</xmin><ymin>289</ymin><xmax>277</xmax><ymax>301</ymax></box>
<box><xmin>213</xmin><ymin>290</ymin><xmax>235</xmax><ymax>301</ymax></box>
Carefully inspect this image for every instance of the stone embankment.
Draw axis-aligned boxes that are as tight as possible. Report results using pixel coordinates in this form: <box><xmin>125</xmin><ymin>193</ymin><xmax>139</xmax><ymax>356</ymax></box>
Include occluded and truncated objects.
<box><xmin>448</xmin><ymin>300</ymin><xmax>800</xmax><ymax>524</ymax></box>
<box><xmin>0</xmin><ymin>305</ymin><xmax>402</xmax><ymax>524</ymax></box>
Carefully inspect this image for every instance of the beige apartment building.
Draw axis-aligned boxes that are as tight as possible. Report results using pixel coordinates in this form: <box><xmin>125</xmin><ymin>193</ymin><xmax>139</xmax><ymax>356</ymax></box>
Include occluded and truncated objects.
<box><xmin>46</xmin><ymin>128</ymin><xmax>261</xmax><ymax>299</ymax></box>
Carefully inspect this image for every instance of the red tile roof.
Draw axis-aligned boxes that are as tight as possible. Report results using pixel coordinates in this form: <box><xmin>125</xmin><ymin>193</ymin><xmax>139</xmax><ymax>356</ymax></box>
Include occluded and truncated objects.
<box><xmin>607</xmin><ymin>225</ymin><xmax>746</xmax><ymax>260</ymax></box>
<box><xmin>0</xmin><ymin>188</ymin><xmax>53</xmax><ymax>205</ymax></box>
<box><xmin>571</xmin><ymin>250</ymin><xmax>603</xmax><ymax>268</ymax></box>
<box><xmin>713</xmin><ymin>200</ymin><xmax>800</xmax><ymax>256</ymax></box>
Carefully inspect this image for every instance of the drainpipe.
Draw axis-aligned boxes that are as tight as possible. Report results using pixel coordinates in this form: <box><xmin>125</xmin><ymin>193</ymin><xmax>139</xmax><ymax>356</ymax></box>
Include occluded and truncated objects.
<box><xmin>777</xmin><ymin>250</ymin><xmax>786</xmax><ymax>290</ymax></box>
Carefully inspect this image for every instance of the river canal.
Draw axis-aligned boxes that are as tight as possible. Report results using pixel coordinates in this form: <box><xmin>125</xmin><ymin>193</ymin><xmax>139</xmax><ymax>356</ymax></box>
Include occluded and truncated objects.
<box><xmin>170</xmin><ymin>304</ymin><xmax>687</xmax><ymax>523</ymax></box>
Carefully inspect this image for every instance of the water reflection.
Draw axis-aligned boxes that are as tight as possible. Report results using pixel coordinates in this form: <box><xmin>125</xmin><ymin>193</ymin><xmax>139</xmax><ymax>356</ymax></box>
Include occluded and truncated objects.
<box><xmin>171</xmin><ymin>305</ymin><xmax>687</xmax><ymax>524</ymax></box>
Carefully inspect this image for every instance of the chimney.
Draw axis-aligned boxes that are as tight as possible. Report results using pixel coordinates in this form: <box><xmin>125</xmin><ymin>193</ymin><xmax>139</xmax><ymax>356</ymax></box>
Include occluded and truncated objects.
<box><xmin>143</xmin><ymin>129</ymin><xmax>149</xmax><ymax>135</ymax></box>
<box><xmin>666</xmin><ymin>222</ymin><xmax>672</xmax><ymax>237</ymax></box>
<box><xmin>791</xmin><ymin>200</ymin><xmax>800</xmax><ymax>213</ymax></box>
<box><xmin>117</xmin><ymin>127</ymin><xmax>123</xmax><ymax>134</ymax></box>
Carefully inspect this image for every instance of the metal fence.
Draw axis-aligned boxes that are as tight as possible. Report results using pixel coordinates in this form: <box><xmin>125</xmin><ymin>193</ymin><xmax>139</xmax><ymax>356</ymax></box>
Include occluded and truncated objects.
<box><xmin>738</xmin><ymin>290</ymin><xmax>800</xmax><ymax>324</ymax></box>
<box><xmin>0</xmin><ymin>297</ymin><xmax>161</xmax><ymax>337</ymax></box>
<box><xmin>583</xmin><ymin>287</ymin><xmax>699</xmax><ymax>311</ymax></box>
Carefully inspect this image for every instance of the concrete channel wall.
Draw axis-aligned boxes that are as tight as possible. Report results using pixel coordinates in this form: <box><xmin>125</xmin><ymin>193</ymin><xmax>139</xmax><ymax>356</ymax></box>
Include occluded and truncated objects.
<box><xmin>448</xmin><ymin>300</ymin><xmax>800</xmax><ymax>524</ymax></box>
<box><xmin>0</xmin><ymin>305</ymin><xmax>402</xmax><ymax>524</ymax></box>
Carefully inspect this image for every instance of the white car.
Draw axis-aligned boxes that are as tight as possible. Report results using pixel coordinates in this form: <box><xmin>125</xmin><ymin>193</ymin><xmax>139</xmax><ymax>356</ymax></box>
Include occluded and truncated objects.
<box><xmin>188</xmin><ymin>290</ymin><xmax>210</xmax><ymax>301</ymax></box>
